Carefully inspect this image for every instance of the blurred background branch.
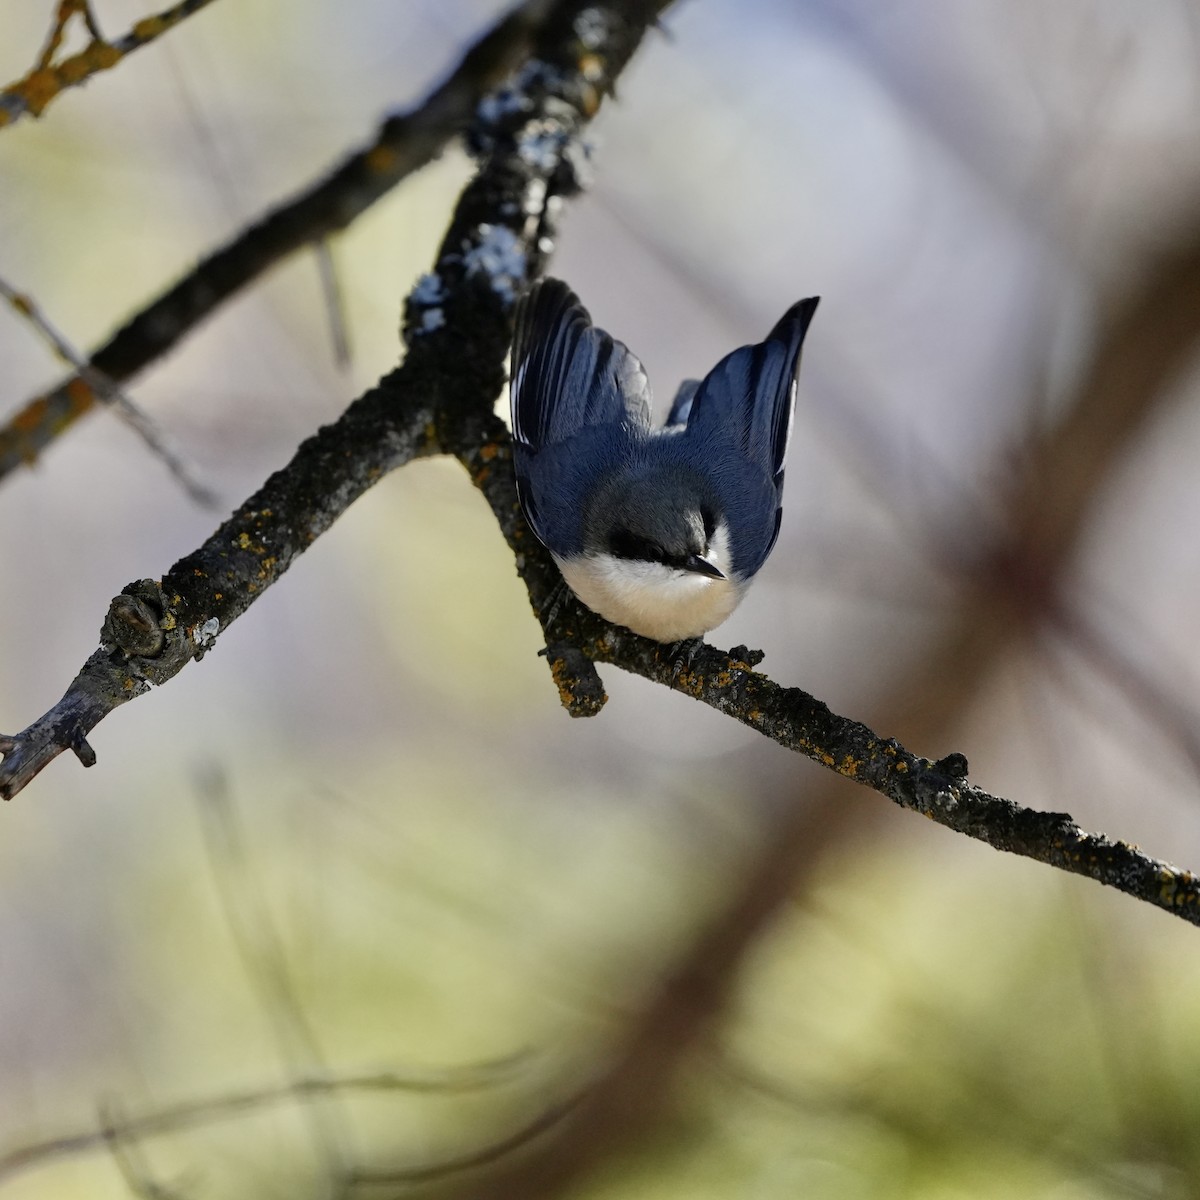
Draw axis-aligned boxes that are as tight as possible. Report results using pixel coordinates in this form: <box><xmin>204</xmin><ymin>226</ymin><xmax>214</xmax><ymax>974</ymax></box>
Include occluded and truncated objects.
<box><xmin>0</xmin><ymin>0</ymin><xmax>562</xmax><ymax>481</ymax></box>
<box><xmin>4</xmin><ymin>3</ymin><xmax>1200</xmax><ymax>1199</ymax></box>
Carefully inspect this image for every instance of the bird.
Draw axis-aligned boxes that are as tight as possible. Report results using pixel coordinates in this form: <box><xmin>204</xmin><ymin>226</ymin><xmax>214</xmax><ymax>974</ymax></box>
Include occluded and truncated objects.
<box><xmin>509</xmin><ymin>278</ymin><xmax>818</xmax><ymax>643</ymax></box>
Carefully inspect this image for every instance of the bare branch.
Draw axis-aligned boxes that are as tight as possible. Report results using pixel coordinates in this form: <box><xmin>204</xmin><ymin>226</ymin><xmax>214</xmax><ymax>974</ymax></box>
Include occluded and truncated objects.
<box><xmin>99</xmin><ymin>1098</ymin><xmax>192</xmax><ymax>1200</ymax></box>
<box><xmin>1</xmin><ymin>1</ymin><xmax>1197</xmax><ymax>938</ymax></box>
<box><xmin>0</xmin><ymin>274</ymin><xmax>217</xmax><ymax>506</ymax></box>
<box><xmin>465</xmin><ymin>213</ymin><xmax>1200</xmax><ymax>1200</ymax></box>
<box><xmin>345</xmin><ymin>1090</ymin><xmax>586</xmax><ymax>1188</ymax></box>
<box><xmin>0</xmin><ymin>0</ymin><xmax>566</xmax><ymax>482</ymax></box>
<box><xmin>194</xmin><ymin>768</ymin><xmax>349</xmax><ymax>1189</ymax></box>
<box><xmin>0</xmin><ymin>0</ymin><xmax>218</xmax><ymax>129</ymax></box>
<box><xmin>0</xmin><ymin>1054</ymin><xmax>533</xmax><ymax>1188</ymax></box>
<box><xmin>0</xmin><ymin>1</ymin><xmax>666</xmax><ymax>794</ymax></box>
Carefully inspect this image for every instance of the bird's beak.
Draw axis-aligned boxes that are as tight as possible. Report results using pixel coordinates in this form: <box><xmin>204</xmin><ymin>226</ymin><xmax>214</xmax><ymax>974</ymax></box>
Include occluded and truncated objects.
<box><xmin>684</xmin><ymin>554</ymin><xmax>725</xmax><ymax>580</ymax></box>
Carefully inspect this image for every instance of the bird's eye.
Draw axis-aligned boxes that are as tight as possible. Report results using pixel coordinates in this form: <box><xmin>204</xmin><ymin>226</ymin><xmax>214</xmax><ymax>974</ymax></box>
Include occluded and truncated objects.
<box><xmin>700</xmin><ymin>507</ymin><xmax>717</xmax><ymax>541</ymax></box>
<box><xmin>610</xmin><ymin>529</ymin><xmax>666</xmax><ymax>563</ymax></box>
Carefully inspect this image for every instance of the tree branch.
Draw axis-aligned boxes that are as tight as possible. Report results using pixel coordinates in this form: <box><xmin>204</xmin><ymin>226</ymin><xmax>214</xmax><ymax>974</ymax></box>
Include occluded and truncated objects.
<box><xmin>0</xmin><ymin>0</ymin><xmax>563</xmax><ymax>482</ymax></box>
<box><xmin>3</xmin><ymin>0</ymin><xmax>1198</xmax><ymax>950</ymax></box>
<box><xmin>0</xmin><ymin>0</ymin><xmax>218</xmax><ymax>129</ymax></box>
<box><xmin>0</xmin><ymin>0</ymin><xmax>668</xmax><ymax>798</ymax></box>
<box><xmin>0</xmin><ymin>1054</ymin><xmax>531</xmax><ymax>1189</ymax></box>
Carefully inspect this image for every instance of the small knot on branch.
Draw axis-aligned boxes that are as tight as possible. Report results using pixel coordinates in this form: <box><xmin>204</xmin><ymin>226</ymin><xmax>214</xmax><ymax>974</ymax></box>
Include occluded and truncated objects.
<box><xmin>727</xmin><ymin>644</ymin><xmax>766</xmax><ymax>669</ymax></box>
<box><xmin>543</xmin><ymin>640</ymin><xmax>606</xmax><ymax>717</ymax></box>
<box><xmin>69</xmin><ymin>730</ymin><xmax>96</xmax><ymax>767</ymax></box>
<box><xmin>933</xmin><ymin>752</ymin><xmax>970</xmax><ymax>780</ymax></box>
<box><xmin>101</xmin><ymin>580</ymin><xmax>166</xmax><ymax>659</ymax></box>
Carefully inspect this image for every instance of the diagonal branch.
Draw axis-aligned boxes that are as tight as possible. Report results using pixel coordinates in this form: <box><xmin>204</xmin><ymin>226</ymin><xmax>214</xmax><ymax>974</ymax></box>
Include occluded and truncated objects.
<box><xmin>0</xmin><ymin>0</ymin><xmax>564</xmax><ymax>482</ymax></box>
<box><xmin>0</xmin><ymin>0</ymin><xmax>669</xmax><ymax>801</ymax></box>
<box><xmin>0</xmin><ymin>1054</ymin><xmax>532</xmax><ymax>1189</ymax></box>
<box><xmin>0</xmin><ymin>0</ymin><xmax>218</xmax><ymax>129</ymax></box>
<box><xmin>1</xmin><ymin>0</ymin><xmax>1197</xmax><ymax>947</ymax></box>
<box><xmin>0</xmin><ymin>273</ymin><xmax>217</xmax><ymax>506</ymax></box>
<box><xmin>0</xmin><ymin>0</ymin><xmax>1197</xmax><ymax>929</ymax></box>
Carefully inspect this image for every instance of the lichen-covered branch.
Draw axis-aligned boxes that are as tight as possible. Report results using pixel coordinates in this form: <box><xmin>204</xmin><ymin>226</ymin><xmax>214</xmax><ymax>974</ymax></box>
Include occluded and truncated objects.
<box><xmin>2</xmin><ymin>0</ymin><xmax>1198</xmax><ymax>948</ymax></box>
<box><xmin>0</xmin><ymin>0</ymin><xmax>565</xmax><ymax>482</ymax></box>
<box><xmin>0</xmin><ymin>0</ymin><xmax>668</xmax><ymax>798</ymax></box>
<box><xmin>457</xmin><ymin>422</ymin><xmax>1200</xmax><ymax>925</ymax></box>
<box><xmin>0</xmin><ymin>0</ymin><xmax>218</xmax><ymax>129</ymax></box>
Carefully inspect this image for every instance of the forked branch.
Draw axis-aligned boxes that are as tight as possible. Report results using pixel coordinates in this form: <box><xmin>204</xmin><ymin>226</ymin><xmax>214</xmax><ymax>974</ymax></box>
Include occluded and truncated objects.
<box><xmin>1</xmin><ymin>0</ymin><xmax>1198</xmax><ymax>933</ymax></box>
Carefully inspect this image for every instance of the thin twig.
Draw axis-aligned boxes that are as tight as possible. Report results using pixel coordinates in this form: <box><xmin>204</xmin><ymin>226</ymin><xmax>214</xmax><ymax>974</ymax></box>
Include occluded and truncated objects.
<box><xmin>314</xmin><ymin>239</ymin><xmax>351</xmax><ymax>369</ymax></box>
<box><xmin>0</xmin><ymin>274</ymin><xmax>217</xmax><ymax>507</ymax></box>
<box><xmin>0</xmin><ymin>0</ymin><xmax>664</xmax><ymax>793</ymax></box>
<box><xmin>345</xmin><ymin>1089</ymin><xmax>587</xmax><ymax>1188</ymax></box>
<box><xmin>0</xmin><ymin>2</ymin><xmax>1198</xmax><ymax>935</ymax></box>
<box><xmin>194</xmin><ymin>767</ymin><xmax>350</xmax><ymax>1190</ymax></box>
<box><xmin>99</xmin><ymin>1098</ymin><xmax>192</xmax><ymax>1200</ymax></box>
<box><xmin>0</xmin><ymin>0</ymin><xmax>563</xmax><ymax>482</ymax></box>
<box><xmin>0</xmin><ymin>1054</ymin><xmax>534</xmax><ymax>1188</ymax></box>
<box><xmin>1</xmin><ymin>0</ymin><xmax>218</xmax><ymax>128</ymax></box>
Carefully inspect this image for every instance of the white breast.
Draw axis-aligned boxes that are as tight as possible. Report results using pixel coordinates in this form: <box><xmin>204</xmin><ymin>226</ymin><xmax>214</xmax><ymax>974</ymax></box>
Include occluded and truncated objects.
<box><xmin>554</xmin><ymin>554</ymin><xmax>745</xmax><ymax>641</ymax></box>
<box><xmin>554</xmin><ymin>520</ymin><xmax>745</xmax><ymax>642</ymax></box>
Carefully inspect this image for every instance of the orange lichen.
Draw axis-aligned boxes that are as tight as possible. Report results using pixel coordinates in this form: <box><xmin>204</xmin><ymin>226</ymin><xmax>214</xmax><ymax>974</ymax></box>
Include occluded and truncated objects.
<box><xmin>366</xmin><ymin>145</ymin><xmax>398</xmax><ymax>175</ymax></box>
<box><xmin>11</xmin><ymin>396</ymin><xmax>50</xmax><ymax>437</ymax></box>
<box><xmin>64</xmin><ymin>375</ymin><xmax>95</xmax><ymax>414</ymax></box>
<box><xmin>61</xmin><ymin>41</ymin><xmax>121</xmax><ymax>82</ymax></box>
<box><xmin>578</xmin><ymin>54</ymin><xmax>604</xmax><ymax>83</ymax></box>
<box><xmin>131</xmin><ymin>16</ymin><xmax>171</xmax><ymax>40</ymax></box>
<box><xmin>4</xmin><ymin>0</ymin><xmax>207</xmax><ymax>127</ymax></box>
<box><xmin>9</xmin><ymin>68</ymin><xmax>60</xmax><ymax>116</ymax></box>
<box><xmin>5</xmin><ymin>290</ymin><xmax>32</xmax><ymax>317</ymax></box>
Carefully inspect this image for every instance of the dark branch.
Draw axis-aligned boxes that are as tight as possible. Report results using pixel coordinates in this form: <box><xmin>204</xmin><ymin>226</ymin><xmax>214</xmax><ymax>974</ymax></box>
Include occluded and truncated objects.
<box><xmin>0</xmin><ymin>1054</ymin><xmax>531</xmax><ymax>1189</ymax></box>
<box><xmin>0</xmin><ymin>0</ymin><xmax>218</xmax><ymax>130</ymax></box>
<box><xmin>0</xmin><ymin>0</ymin><xmax>566</xmax><ymax>482</ymax></box>
<box><xmin>2</xmin><ymin>0</ymin><xmax>1198</xmax><ymax>946</ymax></box>
<box><xmin>0</xmin><ymin>1</ymin><xmax>667</xmax><ymax>797</ymax></box>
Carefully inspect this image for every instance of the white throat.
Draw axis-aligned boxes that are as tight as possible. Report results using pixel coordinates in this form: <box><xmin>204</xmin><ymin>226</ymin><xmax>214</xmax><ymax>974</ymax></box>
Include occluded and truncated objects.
<box><xmin>554</xmin><ymin>523</ymin><xmax>744</xmax><ymax>642</ymax></box>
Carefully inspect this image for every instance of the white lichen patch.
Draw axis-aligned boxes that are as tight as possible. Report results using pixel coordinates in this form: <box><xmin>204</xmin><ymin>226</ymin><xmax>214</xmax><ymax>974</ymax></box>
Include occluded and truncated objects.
<box><xmin>574</xmin><ymin>8</ymin><xmax>610</xmax><ymax>50</ymax></box>
<box><xmin>420</xmin><ymin>307</ymin><xmax>445</xmax><ymax>333</ymax></box>
<box><xmin>410</xmin><ymin>272</ymin><xmax>445</xmax><ymax>305</ymax></box>
<box><xmin>517</xmin><ymin>121</ymin><xmax>567</xmax><ymax>171</ymax></box>
<box><xmin>463</xmin><ymin>224</ymin><xmax>526</xmax><ymax>302</ymax></box>
<box><xmin>194</xmin><ymin>617</ymin><xmax>220</xmax><ymax>648</ymax></box>
<box><xmin>522</xmin><ymin>176</ymin><xmax>548</xmax><ymax>216</ymax></box>
<box><xmin>477</xmin><ymin>83</ymin><xmax>532</xmax><ymax>125</ymax></box>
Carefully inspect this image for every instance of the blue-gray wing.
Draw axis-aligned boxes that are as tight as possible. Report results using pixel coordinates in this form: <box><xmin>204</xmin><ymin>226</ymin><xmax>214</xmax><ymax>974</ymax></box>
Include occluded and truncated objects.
<box><xmin>686</xmin><ymin>297</ymin><xmax>819</xmax><ymax>574</ymax></box>
<box><xmin>687</xmin><ymin>297</ymin><xmax>818</xmax><ymax>487</ymax></box>
<box><xmin>509</xmin><ymin>279</ymin><xmax>652</xmax><ymax>554</ymax></box>
<box><xmin>510</xmin><ymin>279</ymin><xmax>652</xmax><ymax>451</ymax></box>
